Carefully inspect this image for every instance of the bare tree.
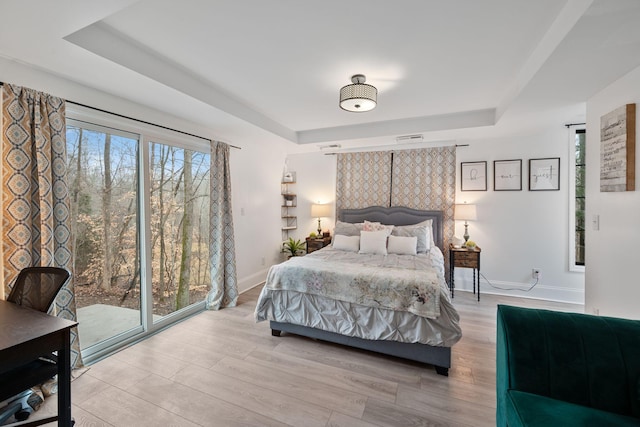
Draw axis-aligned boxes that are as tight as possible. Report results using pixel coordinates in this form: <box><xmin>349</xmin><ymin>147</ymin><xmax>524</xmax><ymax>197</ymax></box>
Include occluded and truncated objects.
<box><xmin>176</xmin><ymin>150</ymin><xmax>193</xmax><ymax>310</ymax></box>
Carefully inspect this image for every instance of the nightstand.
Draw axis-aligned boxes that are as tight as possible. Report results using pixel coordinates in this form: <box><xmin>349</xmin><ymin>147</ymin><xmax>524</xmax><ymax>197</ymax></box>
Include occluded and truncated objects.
<box><xmin>449</xmin><ymin>244</ymin><xmax>482</xmax><ymax>301</ymax></box>
<box><xmin>306</xmin><ymin>236</ymin><xmax>331</xmax><ymax>254</ymax></box>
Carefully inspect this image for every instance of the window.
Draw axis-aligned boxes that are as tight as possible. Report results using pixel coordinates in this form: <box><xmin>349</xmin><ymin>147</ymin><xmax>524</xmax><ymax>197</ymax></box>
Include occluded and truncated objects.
<box><xmin>67</xmin><ymin>108</ymin><xmax>212</xmax><ymax>362</ymax></box>
<box><xmin>568</xmin><ymin>127</ymin><xmax>585</xmax><ymax>271</ymax></box>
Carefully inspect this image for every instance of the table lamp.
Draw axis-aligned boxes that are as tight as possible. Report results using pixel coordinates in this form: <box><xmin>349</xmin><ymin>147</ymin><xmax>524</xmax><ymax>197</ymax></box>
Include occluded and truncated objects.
<box><xmin>454</xmin><ymin>203</ymin><xmax>477</xmax><ymax>243</ymax></box>
<box><xmin>311</xmin><ymin>203</ymin><xmax>332</xmax><ymax>236</ymax></box>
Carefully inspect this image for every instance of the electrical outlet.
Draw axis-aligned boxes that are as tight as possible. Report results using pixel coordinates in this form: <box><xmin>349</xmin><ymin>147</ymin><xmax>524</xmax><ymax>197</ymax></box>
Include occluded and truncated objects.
<box><xmin>532</xmin><ymin>268</ymin><xmax>541</xmax><ymax>279</ymax></box>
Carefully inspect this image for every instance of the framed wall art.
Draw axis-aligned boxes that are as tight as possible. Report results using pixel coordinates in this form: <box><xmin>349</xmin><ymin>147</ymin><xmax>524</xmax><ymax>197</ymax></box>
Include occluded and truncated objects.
<box><xmin>461</xmin><ymin>161</ymin><xmax>487</xmax><ymax>191</ymax></box>
<box><xmin>600</xmin><ymin>103</ymin><xmax>636</xmax><ymax>192</ymax></box>
<box><xmin>494</xmin><ymin>159</ymin><xmax>522</xmax><ymax>191</ymax></box>
<box><xmin>529</xmin><ymin>158</ymin><xmax>560</xmax><ymax>191</ymax></box>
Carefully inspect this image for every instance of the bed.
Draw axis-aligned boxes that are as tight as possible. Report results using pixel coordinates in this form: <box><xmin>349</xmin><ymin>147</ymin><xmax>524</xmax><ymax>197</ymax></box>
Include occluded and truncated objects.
<box><xmin>254</xmin><ymin>206</ymin><xmax>462</xmax><ymax>376</ymax></box>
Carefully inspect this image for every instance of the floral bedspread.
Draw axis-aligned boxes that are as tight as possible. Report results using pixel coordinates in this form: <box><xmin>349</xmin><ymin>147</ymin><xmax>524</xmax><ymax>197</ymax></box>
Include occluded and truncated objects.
<box><xmin>264</xmin><ymin>250</ymin><xmax>442</xmax><ymax>319</ymax></box>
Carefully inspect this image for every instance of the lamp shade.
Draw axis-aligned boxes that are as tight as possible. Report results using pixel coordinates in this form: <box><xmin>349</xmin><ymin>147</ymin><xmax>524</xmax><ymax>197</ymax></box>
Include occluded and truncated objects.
<box><xmin>311</xmin><ymin>203</ymin><xmax>332</xmax><ymax>218</ymax></box>
<box><xmin>454</xmin><ymin>204</ymin><xmax>477</xmax><ymax>221</ymax></box>
<box><xmin>339</xmin><ymin>74</ymin><xmax>377</xmax><ymax>112</ymax></box>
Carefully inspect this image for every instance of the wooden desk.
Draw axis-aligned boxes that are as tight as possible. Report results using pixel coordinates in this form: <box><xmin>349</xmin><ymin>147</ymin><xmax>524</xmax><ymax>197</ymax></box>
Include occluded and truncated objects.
<box><xmin>0</xmin><ymin>300</ymin><xmax>77</xmax><ymax>426</ymax></box>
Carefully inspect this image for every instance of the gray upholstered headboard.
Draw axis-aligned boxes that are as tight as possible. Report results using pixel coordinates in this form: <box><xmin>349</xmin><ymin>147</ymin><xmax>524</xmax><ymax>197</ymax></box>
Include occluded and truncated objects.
<box><xmin>338</xmin><ymin>206</ymin><xmax>444</xmax><ymax>250</ymax></box>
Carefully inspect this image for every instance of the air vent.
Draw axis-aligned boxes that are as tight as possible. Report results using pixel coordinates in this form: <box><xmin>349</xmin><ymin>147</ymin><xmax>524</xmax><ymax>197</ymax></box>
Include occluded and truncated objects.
<box><xmin>395</xmin><ymin>134</ymin><xmax>424</xmax><ymax>143</ymax></box>
<box><xmin>318</xmin><ymin>144</ymin><xmax>342</xmax><ymax>150</ymax></box>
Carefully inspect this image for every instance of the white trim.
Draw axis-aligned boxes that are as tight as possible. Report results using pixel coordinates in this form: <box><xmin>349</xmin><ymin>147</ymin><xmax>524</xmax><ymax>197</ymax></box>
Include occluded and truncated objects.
<box><xmin>238</xmin><ymin>269</ymin><xmax>270</xmax><ymax>293</ymax></box>
<box><xmin>567</xmin><ymin>126</ymin><xmax>586</xmax><ymax>273</ymax></box>
<box><xmin>454</xmin><ymin>277</ymin><xmax>584</xmax><ymax>305</ymax></box>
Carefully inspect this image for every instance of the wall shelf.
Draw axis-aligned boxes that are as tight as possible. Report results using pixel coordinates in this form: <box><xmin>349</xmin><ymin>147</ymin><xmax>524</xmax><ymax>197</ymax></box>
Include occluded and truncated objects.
<box><xmin>281</xmin><ymin>180</ymin><xmax>297</xmax><ymax>241</ymax></box>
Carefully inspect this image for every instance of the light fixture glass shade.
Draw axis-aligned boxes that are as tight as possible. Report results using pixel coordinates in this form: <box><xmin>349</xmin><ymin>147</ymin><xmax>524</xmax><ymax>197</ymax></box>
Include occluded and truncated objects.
<box><xmin>339</xmin><ymin>74</ymin><xmax>377</xmax><ymax>112</ymax></box>
<box><xmin>454</xmin><ymin>204</ymin><xmax>477</xmax><ymax>221</ymax></box>
<box><xmin>311</xmin><ymin>203</ymin><xmax>332</xmax><ymax>218</ymax></box>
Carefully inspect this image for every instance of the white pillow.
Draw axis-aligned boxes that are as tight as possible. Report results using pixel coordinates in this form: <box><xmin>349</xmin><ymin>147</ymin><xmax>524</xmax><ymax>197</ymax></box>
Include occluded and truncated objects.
<box><xmin>387</xmin><ymin>235</ymin><xmax>418</xmax><ymax>255</ymax></box>
<box><xmin>359</xmin><ymin>230</ymin><xmax>388</xmax><ymax>255</ymax></box>
<box><xmin>391</xmin><ymin>219</ymin><xmax>433</xmax><ymax>253</ymax></box>
<box><xmin>332</xmin><ymin>234</ymin><xmax>360</xmax><ymax>252</ymax></box>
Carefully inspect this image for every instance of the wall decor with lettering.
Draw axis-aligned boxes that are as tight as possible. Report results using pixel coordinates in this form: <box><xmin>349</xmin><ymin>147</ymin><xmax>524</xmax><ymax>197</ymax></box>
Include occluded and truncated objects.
<box><xmin>494</xmin><ymin>159</ymin><xmax>522</xmax><ymax>191</ymax></box>
<box><xmin>529</xmin><ymin>158</ymin><xmax>560</xmax><ymax>191</ymax></box>
<box><xmin>600</xmin><ymin>103</ymin><xmax>636</xmax><ymax>192</ymax></box>
<box><xmin>461</xmin><ymin>161</ymin><xmax>487</xmax><ymax>191</ymax></box>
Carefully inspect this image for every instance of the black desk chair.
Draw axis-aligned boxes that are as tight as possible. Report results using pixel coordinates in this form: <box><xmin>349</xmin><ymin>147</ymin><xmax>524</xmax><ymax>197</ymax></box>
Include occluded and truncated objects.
<box><xmin>0</xmin><ymin>267</ymin><xmax>71</xmax><ymax>424</ymax></box>
<box><xmin>7</xmin><ymin>267</ymin><xmax>71</xmax><ymax>312</ymax></box>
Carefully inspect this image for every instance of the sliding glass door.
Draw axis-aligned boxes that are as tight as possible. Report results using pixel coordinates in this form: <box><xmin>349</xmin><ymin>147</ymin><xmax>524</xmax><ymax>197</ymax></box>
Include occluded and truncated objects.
<box><xmin>66</xmin><ymin>121</ymin><xmax>142</xmax><ymax>350</ymax></box>
<box><xmin>67</xmin><ymin>116</ymin><xmax>211</xmax><ymax>361</ymax></box>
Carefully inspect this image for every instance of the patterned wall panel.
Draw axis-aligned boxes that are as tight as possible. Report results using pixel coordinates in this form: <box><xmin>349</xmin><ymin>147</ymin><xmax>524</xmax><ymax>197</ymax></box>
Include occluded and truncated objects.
<box><xmin>391</xmin><ymin>146</ymin><xmax>457</xmax><ymax>264</ymax></box>
<box><xmin>336</xmin><ymin>151</ymin><xmax>392</xmax><ymax>212</ymax></box>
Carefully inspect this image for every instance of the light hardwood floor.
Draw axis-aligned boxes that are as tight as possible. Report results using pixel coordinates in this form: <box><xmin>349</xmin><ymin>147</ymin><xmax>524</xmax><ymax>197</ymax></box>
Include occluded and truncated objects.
<box><xmin>36</xmin><ymin>287</ymin><xmax>582</xmax><ymax>427</ymax></box>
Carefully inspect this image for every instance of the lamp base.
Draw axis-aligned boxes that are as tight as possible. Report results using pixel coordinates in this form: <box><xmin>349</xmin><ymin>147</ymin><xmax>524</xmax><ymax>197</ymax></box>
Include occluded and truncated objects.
<box><xmin>317</xmin><ymin>218</ymin><xmax>322</xmax><ymax>237</ymax></box>
<box><xmin>463</xmin><ymin>222</ymin><xmax>470</xmax><ymax>243</ymax></box>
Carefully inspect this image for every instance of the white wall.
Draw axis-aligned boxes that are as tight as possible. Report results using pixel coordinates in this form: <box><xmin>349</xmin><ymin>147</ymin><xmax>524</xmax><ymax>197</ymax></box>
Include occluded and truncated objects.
<box><xmin>0</xmin><ymin>58</ymin><xmax>290</xmax><ymax>293</ymax></box>
<box><xmin>284</xmin><ymin>153</ymin><xmax>337</xmax><ymax>241</ymax></box>
<box><xmin>585</xmin><ymin>65</ymin><xmax>640</xmax><ymax>320</ymax></box>
<box><xmin>455</xmin><ymin>130</ymin><xmax>584</xmax><ymax>303</ymax></box>
<box><xmin>230</xmin><ymin>143</ymin><xmax>289</xmax><ymax>291</ymax></box>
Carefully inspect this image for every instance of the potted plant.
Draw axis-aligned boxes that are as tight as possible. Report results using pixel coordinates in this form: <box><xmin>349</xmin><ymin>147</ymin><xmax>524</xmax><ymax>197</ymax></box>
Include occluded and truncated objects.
<box><xmin>284</xmin><ymin>237</ymin><xmax>305</xmax><ymax>257</ymax></box>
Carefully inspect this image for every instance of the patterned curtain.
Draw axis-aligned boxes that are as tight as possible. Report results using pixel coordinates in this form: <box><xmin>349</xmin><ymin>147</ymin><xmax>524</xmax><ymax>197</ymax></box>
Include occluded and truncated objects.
<box><xmin>335</xmin><ymin>151</ymin><xmax>392</xmax><ymax>212</ymax></box>
<box><xmin>391</xmin><ymin>146</ymin><xmax>457</xmax><ymax>270</ymax></box>
<box><xmin>206</xmin><ymin>141</ymin><xmax>238</xmax><ymax>309</ymax></box>
<box><xmin>1</xmin><ymin>84</ymin><xmax>82</xmax><ymax>368</ymax></box>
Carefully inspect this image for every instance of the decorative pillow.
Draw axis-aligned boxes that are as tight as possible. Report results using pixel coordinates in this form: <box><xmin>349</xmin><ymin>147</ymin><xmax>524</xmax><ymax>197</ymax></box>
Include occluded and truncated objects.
<box><xmin>363</xmin><ymin>220</ymin><xmax>394</xmax><ymax>235</ymax></box>
<box><xmin>333</xmin><ymin>221</ymin><xmax>363</xmax><ymax>237</ymax></box>
<box><xmin>391</xmin><ymin>219</ymin><xmax>433</xmax><ymax>253</ymax></box>
<box><xmin>332</xmin><ymin>235</ymin><xmax>360</xmax><ymax>252</ymax></box>
<box><xmin>387</xmin><ymin>235</ymin><xmax>418</xmax><ymax>255</ymax></box>
<box><xmin>359</xmin><ymin>230</ymin><xmax>388</xmax><ymax>255</ymax></box>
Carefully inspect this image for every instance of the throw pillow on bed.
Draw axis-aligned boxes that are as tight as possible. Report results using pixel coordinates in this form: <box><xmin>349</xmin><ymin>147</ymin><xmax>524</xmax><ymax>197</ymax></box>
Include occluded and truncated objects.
<box><xmin>363</xmin><ymin>220</ymin><xmax>394</xmax><ymax>235</ymax></box>
<box><xmin>387</xmin><ymin>235</ymin><xmax>418</xmax><ymax>255</ymax></box>
<box><xmin>332</xmin><ymin>234</ymin><xmax>360</xmax><ymax>252</ymax></box>
<box><xmin>359</xmin><ymin>230</ymin><xmax>388</xmax><ymax>255</ymax></box>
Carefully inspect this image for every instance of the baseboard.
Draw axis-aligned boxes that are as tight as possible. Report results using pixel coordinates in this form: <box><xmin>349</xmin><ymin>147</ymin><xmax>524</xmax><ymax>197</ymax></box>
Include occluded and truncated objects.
<box><xmin>453</xmin><ymin>278</ymin><xmax>584</xmax><ymax>305</ymax></box>
<box><xmin>238</xmin><ymin>269</ymin><xmax>269</xmax><ymax>293</ymax></box>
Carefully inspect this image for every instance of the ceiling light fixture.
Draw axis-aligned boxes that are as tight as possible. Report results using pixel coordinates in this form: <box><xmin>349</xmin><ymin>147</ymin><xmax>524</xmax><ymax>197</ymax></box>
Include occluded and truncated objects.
<box><xmin>339</xmin><ymin>74</ymin><xmax>377</xmax><ymax>112</ymax></box>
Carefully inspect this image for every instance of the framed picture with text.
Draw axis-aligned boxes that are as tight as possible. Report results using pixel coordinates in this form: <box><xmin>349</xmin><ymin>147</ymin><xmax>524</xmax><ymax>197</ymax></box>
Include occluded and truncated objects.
<box><xmin>494</xmin><ymin>159</ymin><xmax>522</xmax><ymax>191</ymax></box>
<box><xmin>529</xmin><ymin>158</ymin><xmax>560</xmax><ymax>191</ymax></box>
<box><xmin>461</xmin><ymin>161</ymin><xmax>487</xmax><ymax>191</ymax></box>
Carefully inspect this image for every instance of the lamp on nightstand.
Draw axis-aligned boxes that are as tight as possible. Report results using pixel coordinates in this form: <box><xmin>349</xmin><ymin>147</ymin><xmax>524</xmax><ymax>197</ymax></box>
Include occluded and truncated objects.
<box><xmin>311</xmin><ymin>203</ymin><xmax>332</xmax><ymax>236</ymax></box>
<box><xmin>454</xmin><ymin>203</ymin><xmax>477</xmax><ymax>243</ymax></box>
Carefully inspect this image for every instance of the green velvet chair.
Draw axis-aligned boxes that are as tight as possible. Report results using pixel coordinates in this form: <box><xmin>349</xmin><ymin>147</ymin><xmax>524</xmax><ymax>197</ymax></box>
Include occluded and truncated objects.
<box><xmin>496</xmin><ymin>305</ymin><xmax>640</xmax><ymax>426</ymax></box>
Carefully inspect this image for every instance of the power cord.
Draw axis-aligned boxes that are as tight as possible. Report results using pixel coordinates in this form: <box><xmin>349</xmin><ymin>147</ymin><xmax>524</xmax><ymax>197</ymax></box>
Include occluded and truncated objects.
<box><xmin>479</xmin><ymin>272</ymin><xmax>539</xmax><ymax>292</ymax></box>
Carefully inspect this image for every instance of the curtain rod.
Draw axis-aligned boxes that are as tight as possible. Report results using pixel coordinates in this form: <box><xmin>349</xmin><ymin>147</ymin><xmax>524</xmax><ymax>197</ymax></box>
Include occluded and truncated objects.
<box><xmin>564</xmin><ymin>122</ymin><xmax>586</xmax><ymax>128</ymax></box>
<box><xmin>0</xmin><ymin>82</ymin><xmax>241</xmax><ymax>150</ymax></box>
<box><xmin>323</xmin><ymin>143</ymin><xmax>469</xmax><ymax>155</ymax></box>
